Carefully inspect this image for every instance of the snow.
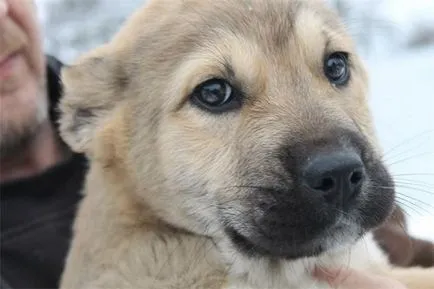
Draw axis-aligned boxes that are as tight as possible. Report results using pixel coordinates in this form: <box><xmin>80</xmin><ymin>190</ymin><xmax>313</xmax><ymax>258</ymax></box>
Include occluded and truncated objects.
<box><xmin>379</xmin><ymin>0</ymin><xmax>434</xmax><ymax>26</ymax></box>
<box><xmin>366</xmin><ymin>46</ymin><xmax>434</xmax><ymax>241</ymax></box>
<box><xmin>34</xmin><ymin>1</ymin><xmax>434</xmax><ymax>241</ymax></box>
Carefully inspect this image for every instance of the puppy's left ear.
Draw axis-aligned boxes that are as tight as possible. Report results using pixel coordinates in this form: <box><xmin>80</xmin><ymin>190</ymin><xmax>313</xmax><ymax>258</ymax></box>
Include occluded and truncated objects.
<box><xmin>58</xmin><ymin>46</ymin><xmax>128</xmax><ymax>154</ymax></box>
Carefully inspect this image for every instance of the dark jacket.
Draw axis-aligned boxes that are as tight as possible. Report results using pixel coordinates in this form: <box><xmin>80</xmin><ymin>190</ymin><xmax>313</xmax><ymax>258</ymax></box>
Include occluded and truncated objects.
<box><xmin>1</xmin><ymin>56</ymin><xmax>87</xmax><ymax>289</ymax></box>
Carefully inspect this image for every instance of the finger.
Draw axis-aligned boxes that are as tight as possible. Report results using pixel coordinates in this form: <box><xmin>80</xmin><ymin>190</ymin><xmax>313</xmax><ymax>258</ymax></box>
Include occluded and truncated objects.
<box><xmin>313</xmin><ymin>266</ymin><xmax>407</xmax><ymax>289</ymax></box>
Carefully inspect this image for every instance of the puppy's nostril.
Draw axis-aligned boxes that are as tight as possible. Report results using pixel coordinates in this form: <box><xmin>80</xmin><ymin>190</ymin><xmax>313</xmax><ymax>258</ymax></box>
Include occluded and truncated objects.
<box><xmin>350</xmin><ymin>170</ymin><xmax>363</xmax><ymax>185</ymax></box>
<box><xmin>314</xmin><ymin>177</ymin><xmax>335</xmax><ymax>192</ymax></box>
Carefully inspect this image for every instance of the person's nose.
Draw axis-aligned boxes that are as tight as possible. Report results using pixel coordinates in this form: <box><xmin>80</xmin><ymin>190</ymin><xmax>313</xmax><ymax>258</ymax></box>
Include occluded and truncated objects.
<box><xmin>0</xmin><ymin>0</ymin><xmax>8</xmax><ymax>20</ymax></box>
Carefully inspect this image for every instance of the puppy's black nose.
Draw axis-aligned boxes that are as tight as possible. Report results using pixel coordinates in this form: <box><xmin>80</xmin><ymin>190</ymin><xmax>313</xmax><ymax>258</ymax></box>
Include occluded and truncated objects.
<box><xmin>303</xmin><ymin>151</ymin><xmax>365</xmax><ymax>208</ymax></box>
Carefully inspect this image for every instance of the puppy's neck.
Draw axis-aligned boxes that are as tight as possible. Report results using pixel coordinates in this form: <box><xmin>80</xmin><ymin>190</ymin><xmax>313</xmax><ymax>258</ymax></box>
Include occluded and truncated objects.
<box><xmin>218</xmin><ymin>232</ymin><xmax>390</xmax><ymax>289</ymax></box>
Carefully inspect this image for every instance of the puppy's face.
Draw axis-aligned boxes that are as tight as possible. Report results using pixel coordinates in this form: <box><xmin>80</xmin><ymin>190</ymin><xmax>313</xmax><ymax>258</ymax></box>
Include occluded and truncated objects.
<box><xmin>60</xmin><ymin>0</ymin><xmax>395</xmax><ymax>261</ymax></box>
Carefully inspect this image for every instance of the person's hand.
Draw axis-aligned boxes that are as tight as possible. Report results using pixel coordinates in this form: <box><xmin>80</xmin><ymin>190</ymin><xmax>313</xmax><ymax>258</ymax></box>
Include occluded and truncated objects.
<box><xmin>313</xmin><ymin>266</ymin><xmax>407</xmax><ymax>289</ymax></box>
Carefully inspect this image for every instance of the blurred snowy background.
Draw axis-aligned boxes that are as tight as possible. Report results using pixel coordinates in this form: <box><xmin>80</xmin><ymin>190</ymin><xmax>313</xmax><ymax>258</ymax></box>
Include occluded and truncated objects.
<box><xmin>34</xmin><ymin>0</ymin><xmax>434</xmax><ymax>241</ymax></box>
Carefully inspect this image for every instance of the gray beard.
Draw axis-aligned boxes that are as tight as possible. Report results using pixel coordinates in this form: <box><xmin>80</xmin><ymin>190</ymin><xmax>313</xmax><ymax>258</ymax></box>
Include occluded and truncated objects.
<box><xmin>0</xmin><ymin>84</ymin><xmax>49</xmax><ymax>159</ymax></box>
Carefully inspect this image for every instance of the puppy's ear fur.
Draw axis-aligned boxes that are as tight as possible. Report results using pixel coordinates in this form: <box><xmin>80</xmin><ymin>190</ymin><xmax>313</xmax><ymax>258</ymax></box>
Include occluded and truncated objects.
<box><xmin>58</xmin><ymin>46</ymin><xmax>128</xmax><ymax>154</ymax></box>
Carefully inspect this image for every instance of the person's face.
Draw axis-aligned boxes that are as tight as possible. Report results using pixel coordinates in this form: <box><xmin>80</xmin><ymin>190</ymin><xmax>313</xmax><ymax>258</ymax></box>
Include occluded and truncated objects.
<box><xmin>0</xmin><ymin>0</ymin><xmax>47</xmax><ymax>155</ymax></box>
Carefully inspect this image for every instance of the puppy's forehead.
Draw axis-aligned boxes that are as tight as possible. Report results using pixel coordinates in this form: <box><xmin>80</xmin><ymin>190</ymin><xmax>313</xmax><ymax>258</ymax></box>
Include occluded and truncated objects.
<box><xmin>120</xmin><ymin>0</ymin><xmax>356</xmax><ymax>106</ymax></box>
<box><xmin>168</xmin><ymin>0</ymin><xmax>353</xmax><ymax>92</ymax></box>
<box><xmin>178</xmin><ymin>0</ymin><xmax>348</xmax><ymax>51</ymax></box>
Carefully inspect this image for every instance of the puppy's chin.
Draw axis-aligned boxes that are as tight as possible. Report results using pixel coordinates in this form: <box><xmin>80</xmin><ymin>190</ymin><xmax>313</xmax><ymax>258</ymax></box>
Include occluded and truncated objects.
<box><xmin>224</xmin><ymin>215</ymin><xmax>363</xmax><ymax>261</ymax></box>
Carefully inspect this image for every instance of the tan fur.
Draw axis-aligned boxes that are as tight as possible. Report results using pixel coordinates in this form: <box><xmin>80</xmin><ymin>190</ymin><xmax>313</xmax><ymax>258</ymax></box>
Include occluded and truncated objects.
<box><xmin>58</xmin><ymin>0</ymin><xmax>434</xmax><ymax>288</ymax></box>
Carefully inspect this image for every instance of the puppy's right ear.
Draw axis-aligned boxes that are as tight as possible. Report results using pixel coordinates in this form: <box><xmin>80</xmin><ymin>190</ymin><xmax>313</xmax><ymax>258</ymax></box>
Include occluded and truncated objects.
<box><xmin>58</xmin><ymin>46</ymin><xmax>128</xmax><ymax>154</ymax></box>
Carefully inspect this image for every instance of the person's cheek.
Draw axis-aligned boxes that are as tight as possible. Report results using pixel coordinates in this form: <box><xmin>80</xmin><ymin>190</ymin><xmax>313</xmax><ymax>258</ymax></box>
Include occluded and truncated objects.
<box><xmin>0</xmin><ymin>0</ymin><xmax>7</xmax><ymax>18</ymax></box>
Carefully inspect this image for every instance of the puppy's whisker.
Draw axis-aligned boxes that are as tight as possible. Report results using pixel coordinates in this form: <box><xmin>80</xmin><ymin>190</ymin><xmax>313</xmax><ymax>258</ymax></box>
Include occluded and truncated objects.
<box><xmin>392</xmin><ymin>173</ymin><xmax>434</xmax><ymax>177</ymax></box>
<box><xmin>383</xmin><ymin>146</ymin><xmax>433</xmax><ymax>165</ymax></box>
<box><xmin>379</xmin><ymin>129</ymin><xmax>434</xmax><ymax>159</ymax></box>
<box><xmin>155</xmin><ymin>237</ymin><xmax>182</xmax><ymax>279</ymax></box>
<box><xmin>370</xmin><ymin>184</ymin><xmax>433</xmax><ymax>213</ymax></box>
<box><xmin>394</xmin><ymin>179</ymin><xmax>434</xmax><ymax>189</ymax></box>
<box><xmin>194</xmin><ymin>239</ymin><xmax>217</xmax><ymax>278</ymax></box>
<box><xmin>371</xmin><ymin>183</ymin><xmax>434</xmax><ymax>197</ymax></box>
<box><xmin>394</xmin><ymin>179</ymin><xmax>434</xmax><ymax>190</ymax></box>
<box><xmin>386</xmin><ymin>152</ymin><xmax>434</xmax><ymax>167</ymax></box>
<box><xmin>383</xmin><ymin>143</ymin><xmax>431</xmax><ymax>163</ymax></box>
<box><xmin>395</xmin><ymin>196</ymin><xmax>433</xmax><ymax>215</ymax></box>
<box><xmin>396</xmin><ymin>193</ymin><xmax>434</xmax><ymax>210</ymax></box>
<box><xmin>218</xmin><ymin>185</ymin><xmax>281</xmax><ymax>191</ymax></box>
<box><xmin>382</xmin><ymin>140</ymin><xmax>433</xmax><ymax>164</ymax></box>
<box><xmin>395</xmin><ymin>184</ymin><xmax>434</xmax><ymax>196</ymax></box>
<box><xmin>394</xmin><ymin>200</ymin><xmax>426</xmax><ymax>217</ymax></box>
<box><xmin>345</xmin><ymin>245</ymin><xmax>353</xmax><ymax>273</ymax></box>
<box><xmin>399</xmin><ymin>202</ymin><xmax>424</xmax><ymax>217</ymax></box>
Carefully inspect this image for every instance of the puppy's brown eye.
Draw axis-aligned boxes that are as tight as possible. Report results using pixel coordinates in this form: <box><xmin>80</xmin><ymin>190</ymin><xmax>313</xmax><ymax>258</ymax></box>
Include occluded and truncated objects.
<box><xmin>191</xmin><ymin>78</ymin><xmax>241</xmax><ymax>113</ymax></box>
<box><xmin>324</xmin><ymin>52</ymin><xmax>350</xmax><ymax>86</ymax></box>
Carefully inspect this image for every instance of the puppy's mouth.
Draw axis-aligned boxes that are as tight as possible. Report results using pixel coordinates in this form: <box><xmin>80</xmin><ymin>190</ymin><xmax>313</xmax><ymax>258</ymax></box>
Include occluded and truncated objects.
<box><xmin>224</xmin><ymin>212</ymin><xmax>362</xmax><ymax>260</ymax></box>
<box><xmin>225</xmin><ymin>226</ymin><xmax>327</xmax><ymax>259</ymax></box>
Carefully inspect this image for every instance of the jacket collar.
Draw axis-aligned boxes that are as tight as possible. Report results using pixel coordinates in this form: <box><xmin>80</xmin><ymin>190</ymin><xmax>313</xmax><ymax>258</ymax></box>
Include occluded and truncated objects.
<box><xmin>45</xmin><ymin>54</ymin><xmax>64</xmax><ymax>127</ymax></box>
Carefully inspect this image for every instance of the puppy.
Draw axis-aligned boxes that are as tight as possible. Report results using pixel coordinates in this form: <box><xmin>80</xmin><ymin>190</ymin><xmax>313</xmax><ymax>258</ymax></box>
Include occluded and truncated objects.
<box><xmin>58</xmin><ymin>0</ymin><xmax>434</xmax><ymax>288</ymax></box>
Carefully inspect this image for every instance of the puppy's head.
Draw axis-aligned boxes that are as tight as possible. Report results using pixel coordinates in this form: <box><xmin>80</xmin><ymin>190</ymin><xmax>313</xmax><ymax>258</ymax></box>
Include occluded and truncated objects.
<box><xmin>59</xmin><ymin>0</ymin><xmax>395</xmax><ymax>260</ymax></box>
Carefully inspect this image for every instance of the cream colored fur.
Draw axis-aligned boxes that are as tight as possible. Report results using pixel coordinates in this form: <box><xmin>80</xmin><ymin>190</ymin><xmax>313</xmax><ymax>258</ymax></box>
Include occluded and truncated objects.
<box><xmin>58</xmin><ymin>0</ymin><xmax>434</xmax><ymax>288</ymax></box>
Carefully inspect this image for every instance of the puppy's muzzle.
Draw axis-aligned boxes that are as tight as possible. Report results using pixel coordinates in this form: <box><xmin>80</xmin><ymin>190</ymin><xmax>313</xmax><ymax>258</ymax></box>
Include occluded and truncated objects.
<box><xmin>224</xmin><ymin>130</ymin><xmax>394</xmax><ymax>260</ymax></box>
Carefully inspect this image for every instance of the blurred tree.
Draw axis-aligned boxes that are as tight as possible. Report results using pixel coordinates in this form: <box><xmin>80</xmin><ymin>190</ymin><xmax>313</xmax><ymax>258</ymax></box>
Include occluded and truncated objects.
<box><xmin>38</xmin><ymin>0</ymin><xmax>142</xmax><ymax>63</ymax></box>
<box><xmin>38</xmin><ymin>0</ymin><xmax>433</xmax><ymax>62</ymax></box>
<box><xmin>328</xmin><ymin>0</ymin><xmax>398</xmax><ymax>56</ymax></box>
<box><xmin>407</xmin><ymin>22</ymin><xmax>434</xmax><ymax>49</ymax></box>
